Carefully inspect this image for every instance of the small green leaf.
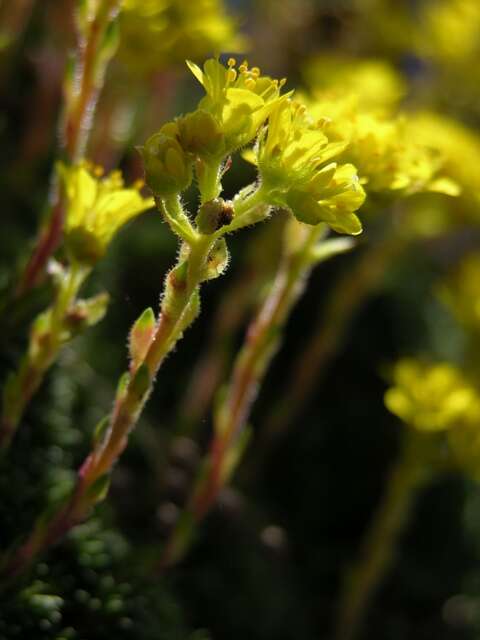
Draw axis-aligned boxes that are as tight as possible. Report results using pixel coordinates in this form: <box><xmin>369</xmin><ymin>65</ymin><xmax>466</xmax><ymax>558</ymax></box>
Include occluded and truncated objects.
<box><xmin>86</xmin><ymin>473</ymin><xmax>111</xmax><ymax>504</ymax></box>
<box><xmin>129</xmin><ymin>307</ymin><xmax>156</xmax><ymax>372</ymax></box>
<box><xmin>200</xmin><ymin>239</ymin><xmax>229</xmax><ymax>281</ymax></box>
<box><xmin>92</xmin><ymin>415</ymin><xmax>110</xmax><ymax>446</ymax></box>
<box><xmin>116</xmin><ymin>372</ymin><xmax>131</xmax><ymax>400</ymax></box>
<box><xmin>65</xmin><ymin>292</ymin><xmax>110</xmax><ymax>336</ymax></box>
<box><xmin>131</xmin><ymin>363</ymin><xmax>151</xmax><ymax>399</ymax></box>
<box><xmin>309</xmin><ymin>237</ymin><xmax>356</xmax><ymax>265</ymax></box>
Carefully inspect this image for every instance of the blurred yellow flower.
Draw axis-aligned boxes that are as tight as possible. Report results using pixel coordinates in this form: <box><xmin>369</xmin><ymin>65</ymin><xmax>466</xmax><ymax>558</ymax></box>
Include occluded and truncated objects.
<box><xmin>59</xmin><ymin>162</ymin><xmax>154</xmax><ymax>263</ymax></box>
<box><xmin>306</xmin><ymin>93</ymin><xmax>451</xmax><ymax>197</ymax></box>
<box><xmin>303</xmin><ymin>56</ymin><xmax>405</xmax><ymax>111</ymax></box>
<box><xmin>418</xmin><ymin>0</ymin><xmax>480</xmax><ymax>64</ymax></box>
<box><xmin>406</xmin><ymin>113</ymin><xmax>480</xmax><ymax>206</ymax></box>
<box><xmin>119</xmin><ymin>0</ymin><xmax>246</xmax><ymax>74</ymax></box>
<box><xmin>384</xmin><ymin>359</ymin><xmax>480</xmax><ymax>432</ymax></box>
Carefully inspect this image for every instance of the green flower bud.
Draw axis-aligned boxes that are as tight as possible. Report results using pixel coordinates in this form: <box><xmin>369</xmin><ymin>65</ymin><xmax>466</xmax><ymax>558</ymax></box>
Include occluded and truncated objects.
<box><xmin>177</xmin><ymin>110</ymin><xmax>225</xmax><ymax>159</ymax></box>
<box><xmin>141</xmin><ymin>127</ymin><xmax>192</xmax><ymax>196</ymax></box>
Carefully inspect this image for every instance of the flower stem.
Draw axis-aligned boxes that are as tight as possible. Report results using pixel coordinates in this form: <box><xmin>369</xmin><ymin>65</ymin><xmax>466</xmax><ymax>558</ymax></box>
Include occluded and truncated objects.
<box><xmin>177</xmin><ymin>220</ymin><xmax>284</xmax><ymax>434</ymax></box>
<box><xmin>335</xmin><ymin>432</ymin><xmax>430</xmax><ymax>640</ymax></box>
<box><xmin>158</xmin><ymin>223</ymin><xmax>324</xmax><ymax>568</ymax></box>
<box><xmin>257</xmin><ymin>234</ymin><xmax>408</xmax><ymax>458</ymax></box>
<box><xmin>0</xmin><ymin>263</ymin><xmax>88</xmax><ymax>451</ymax></box>
<box><xmin>2</xmin><ymin>233</ymin><xmax>217</xmax><ymax>579</ymax></box>
<box><xmin>16</xmin><ymin>0</ymin><xmax>121</xmax><ymax>296</ymax></box>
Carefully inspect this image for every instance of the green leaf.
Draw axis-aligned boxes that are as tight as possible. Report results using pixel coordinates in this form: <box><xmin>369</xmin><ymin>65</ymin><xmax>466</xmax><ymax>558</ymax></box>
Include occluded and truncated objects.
<box><xmin>65</xmin><ymin>292</ymin><xmax>110</xmax><ymax>336</ymax></box>
<box><xmin>129</xmin><ymin>307</ymin><xmax>156</xmax><ymax>373</ymax></box>
<box><xmin>130</xmin><ymin>363</ymin><xmax>151</xmax><ymax>399</ymax></box>
<box><xmin>309</xmin><ymin>237</ymin><xmax>356</xmax><ymax>265</ymax></box>
<box><xmin>86</xmin><ymin>473</ymin><xmax>111</xmax><ymax>504</ymax></box>
<box><xmin>92</xmin><ymin>415</ymin><xmax>110</xmax><ymax>446</ymax></box>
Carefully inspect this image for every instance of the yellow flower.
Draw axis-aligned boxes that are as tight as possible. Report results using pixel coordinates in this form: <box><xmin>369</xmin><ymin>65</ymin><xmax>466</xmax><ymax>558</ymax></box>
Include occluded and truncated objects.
<box><xmin>119</xmin><ymin>0</ymin><xmax>246</xmax><ymax>75</ymax></box>
<box><xmin>384</xmin><ymin>359</ymin><xmax>480</xmax><ymax>432</ymax></box>
<box><xmin>405</xmin><ymin>112</ymin><xmax>480</xmax><ymax>207</ymax></box>
<box><xmin>255</xmin><ymin>99</ymin><xmax>365</xmax><ymax>234</ymax></box>
<box><xmin>59</xmin><ymin>162</ymin><xmax>154</xmax><ymax>263</ymax></box>
<box><xmin>186</xmin><ymin>57</ymin><xmax>289</xmax><ymax>155</ymax></box>
<box><xmin>307</xmin><ymin>93</ymin><xmax>451</xmax><ymax>196</ymax></box>
<box><xmin>303</xmin><ymin>56</ymin><xmax>405</xmax><ymax>112</ymax></box>
<box><xmin>418</xmin><ymin>0</ymin><xmax>480</xmax><ymax>64</ymax></box>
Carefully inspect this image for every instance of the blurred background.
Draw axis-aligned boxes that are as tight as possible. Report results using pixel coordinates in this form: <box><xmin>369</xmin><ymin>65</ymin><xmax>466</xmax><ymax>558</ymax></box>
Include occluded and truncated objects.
<box><xmin>1</xmin><ymin>0</ymin><xmax>480</xmax><ymax>638</ymax></box>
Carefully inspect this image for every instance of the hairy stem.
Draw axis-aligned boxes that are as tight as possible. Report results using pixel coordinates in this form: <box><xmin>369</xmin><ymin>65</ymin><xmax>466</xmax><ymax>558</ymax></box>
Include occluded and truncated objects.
<box><xmin>0</xmin><ymin>263</ymin><xmax>88</xmax><ymax>450</ymax></box>
<box><xmin>2</xmin><ymin>183</ymin><xmax>272</xmax><ymax>577</ymax></box>
<box><xmin>178</xmin><ymin>219</ymin><xmax>284</xmax><ymax>434</ymax></box>
<box><xmin>159</xmin><ymin>223</ymin><xmax>324</xmax><ymax>568</ymax></box>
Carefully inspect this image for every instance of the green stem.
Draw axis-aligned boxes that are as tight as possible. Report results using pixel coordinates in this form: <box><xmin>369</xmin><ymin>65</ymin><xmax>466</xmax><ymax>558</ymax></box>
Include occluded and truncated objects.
<box><xmin>2</xmin><ymin>181</ymin><xmax>274</xmax><ymax>577</ymax></box>
<box><xmin>335</xmin><ymin>432</ymin><xmax>430</xmax><ymax>640</ymax></box>
<box><xmin>0</xmin><ymin>263</ymin><xmax>88</xmax><ymax>451</ymax></box>
<box><xmin>158</xmin><ymin>223</ymin><xmax>324</xmax><ymax>568</ymax></box>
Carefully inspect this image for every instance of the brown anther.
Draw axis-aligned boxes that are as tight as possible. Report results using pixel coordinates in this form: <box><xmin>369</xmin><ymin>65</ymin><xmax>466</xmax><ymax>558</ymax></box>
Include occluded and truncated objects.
<box><xmin>216</xmin><ymin>202</ymin><xmax>234</xmax><ymax>229</ymax></box>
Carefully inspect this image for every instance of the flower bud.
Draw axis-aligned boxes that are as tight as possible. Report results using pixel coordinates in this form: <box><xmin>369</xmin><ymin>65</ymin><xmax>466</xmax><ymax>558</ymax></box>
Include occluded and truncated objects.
<box><xmin>141</xmin><ymin>128</ymin><xmax>192</xmax><ymax>197</ymax></box>
<box><xmin>177</xmin><ymin>110</ymin><xmax>225</xmax><ymax>159</ymax></box>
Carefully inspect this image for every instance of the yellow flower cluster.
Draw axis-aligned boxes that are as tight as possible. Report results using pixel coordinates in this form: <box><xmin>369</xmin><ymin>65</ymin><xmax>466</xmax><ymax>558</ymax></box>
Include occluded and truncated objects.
<box><xmin>142</xmin><ymin>58</ymin><xmax>366</xmax><ymax>236</ymax></box>
<box><xmin>300</xmin><ymin>55</ymin><xmax>460</xmax><ymax>199</ymax></box>
<box><xmin>385</xmin><ymin>359</ymin><xmax>480</xmax><ymax>432</ymax></box>
<box><xmin>385</xmin><ymin>359</ymin><xmax>480</xmax><ymax>479</ymax></box>
<box><xmin>142</xmin><ymin>58</ymin><xmax>288</xmax><ymax>198</ymax></box>
<box><xmin>405</xmin><ymin>113</ymin><xmax>480</xmax><ymax>207</ymax></box>
<box><xmin>438</xmin><ymin>253</ymin><xmax>480</xmax><ymax>331</ymax></box>
<box><xmin>255</xmin><ymin>99</ymin><xmax>365</xmax><ymax>234</ymax></box>
<box><xmin>417</xmin><ymin>0</ymin><xmax>480</xmax><ymax>65</ymax></box>
<box><xmin>305</xmin><ymin>92</ymin><xmax>451</xmax><ymax>197</ymax></box>
<box><xmin>119</xmin><ymin>0</ymin><xmax>245</xmax><ymax>74</ymax></box>
<box><xmin>59</xmin><ymin>162</ymin><xmax>154</xmax><ymax>264</ymax></box>
<box><xmin>303</xmin><ymin>56</ymin><xmax>405</xmax><ymax>112</ymax></box>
